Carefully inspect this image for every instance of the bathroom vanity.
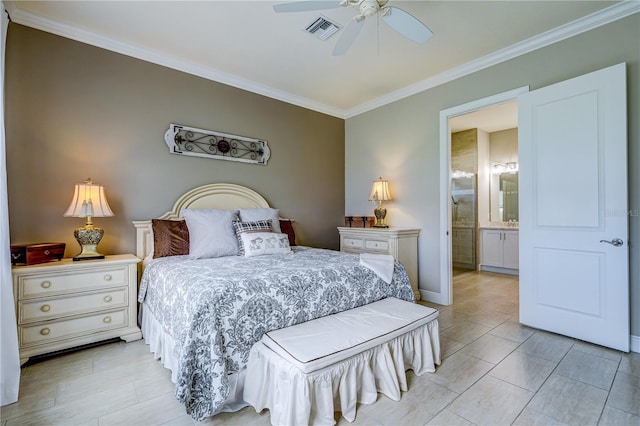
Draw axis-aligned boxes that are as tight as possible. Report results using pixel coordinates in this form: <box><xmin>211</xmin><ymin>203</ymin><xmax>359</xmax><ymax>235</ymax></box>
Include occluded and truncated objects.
<box><xmin>479</xmin><ymin>225</ymin><xmax>519</xmax><ymax>275</ymax></box>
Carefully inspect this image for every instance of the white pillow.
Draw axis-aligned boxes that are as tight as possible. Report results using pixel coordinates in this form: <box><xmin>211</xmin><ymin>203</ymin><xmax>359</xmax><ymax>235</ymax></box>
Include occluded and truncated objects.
<box><xmin>239</xmin><ymin>208</ymin><xmax>281</xmax><ymax>233</ymax></box>
<box><xmin>182</xmin><ymin>209</ymin><xmax>238</xmax><ymax>259</ymax></box>
<box><xmin>241</xmin><ymin>232</ymin><xmax>292</xmax><ymax>257</ymax></box>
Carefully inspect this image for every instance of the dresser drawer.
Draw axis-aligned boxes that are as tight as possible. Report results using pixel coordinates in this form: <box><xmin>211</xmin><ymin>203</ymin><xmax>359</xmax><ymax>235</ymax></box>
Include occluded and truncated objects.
<box><xmin>18</xmin><ymin>266</ymin><xmax>128</xmax><ymax>299</ymax></box>
<box><xmin>365</xmin><ymin>240</ymin><xmax>389</xmax><ymax>251</ymax></box>
<box><xmin>343</xmin><ymin>238</ymin><xmax>364</xmax><ymax>249</ymax></box>
<box><xmin>18</xmin><ymin>288</ymin><xmax>127</xmax><ymax>324</ymax></box>
<box><xmin>19</xmin><ymin>308</ymin><xmax>127</xmax><ymax>347</ymax></box>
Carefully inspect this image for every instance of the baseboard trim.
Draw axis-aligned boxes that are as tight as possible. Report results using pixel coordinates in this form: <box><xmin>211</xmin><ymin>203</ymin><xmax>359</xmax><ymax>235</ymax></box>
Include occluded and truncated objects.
<box><xmin>420</xmin><ymin>289</ymin><xmax>445</xmax><ymax>306</ymax></box>
<box><xmin>631</xmin><ymin>334</ymin><xmax>640</xmax><ymax>353</ymax></box>
<box><xmin>479</xmin><ymin>265</ymin><xmax>519</xmax><ymax>276</ymax></box>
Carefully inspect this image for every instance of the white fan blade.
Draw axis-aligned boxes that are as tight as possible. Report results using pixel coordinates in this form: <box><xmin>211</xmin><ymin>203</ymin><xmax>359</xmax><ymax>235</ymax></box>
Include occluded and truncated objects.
<box><xmin>382</xmin><ymin>6</ymin><xmax>433</xmax><ymax>44</ymax></box>
<box><xmin>273</xmin><ymin>1</ymin><xmax>342</xmax><ymax>13</ymax></box>
<box><xmin>332</xmin><ymin>18</ymin><xmax>365</xmax><ymax>56</ymax></box>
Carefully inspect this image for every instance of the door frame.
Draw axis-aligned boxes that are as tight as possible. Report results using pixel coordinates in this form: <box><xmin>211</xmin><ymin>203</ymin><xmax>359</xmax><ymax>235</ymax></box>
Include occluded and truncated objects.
<box><xmin>437</xmin><ymin>86</ymin><xmax>529</xmax><ymax>305</ymax></box>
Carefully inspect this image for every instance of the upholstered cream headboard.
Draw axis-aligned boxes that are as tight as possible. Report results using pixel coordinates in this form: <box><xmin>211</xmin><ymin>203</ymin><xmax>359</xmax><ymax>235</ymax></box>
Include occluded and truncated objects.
<box><xmin>132</xmin><ymin>183</ymin><xmax>270</xmax><ymax>261</ymax></box>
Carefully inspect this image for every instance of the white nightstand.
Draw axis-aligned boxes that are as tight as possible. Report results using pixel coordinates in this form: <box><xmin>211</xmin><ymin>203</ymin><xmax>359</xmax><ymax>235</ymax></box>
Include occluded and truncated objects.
<box><xmin>337</xmin><ymin>227</ymin><xmax>421</xmax><ymax>300</ymax></box>
<box><xmin>11</xmin><ymin>254</ymin><xmax>142</xmax><ymax>365</ymax></box>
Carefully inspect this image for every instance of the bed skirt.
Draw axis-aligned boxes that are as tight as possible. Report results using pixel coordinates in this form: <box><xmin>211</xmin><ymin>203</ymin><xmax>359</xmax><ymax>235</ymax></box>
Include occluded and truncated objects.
<box><xmin>244</xmin><ymin>319</ymin><xmax>440</xmax><ymax>425</ymax></box>
<box><xmin>140</xmin><ymin>302</ymin><xmax>248</xmax><ymax>414</ymax></box>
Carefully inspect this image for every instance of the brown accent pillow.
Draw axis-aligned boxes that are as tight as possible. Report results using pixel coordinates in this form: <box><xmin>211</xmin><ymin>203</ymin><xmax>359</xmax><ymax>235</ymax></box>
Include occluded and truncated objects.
<box><xmin>152</xmin><ymin>219</ymin><xmax>190</xmax><ymax>258</ymax></box>
<box><xmin>279</xmin><ymin>219</ymin><xmax>296</xmax><ymax>246</ymax></box>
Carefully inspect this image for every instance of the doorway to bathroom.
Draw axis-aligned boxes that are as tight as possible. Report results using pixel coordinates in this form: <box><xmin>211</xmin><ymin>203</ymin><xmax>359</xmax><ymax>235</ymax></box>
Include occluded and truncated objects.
<box><xmin>438</xmin><ymin>87</ymin><xmax>528</xmax><ymax>305</ymax></box>
<box><xmin>450</xmin><ymin>106</ymin><xmax>520</xmax><ymax>279</ymax></box>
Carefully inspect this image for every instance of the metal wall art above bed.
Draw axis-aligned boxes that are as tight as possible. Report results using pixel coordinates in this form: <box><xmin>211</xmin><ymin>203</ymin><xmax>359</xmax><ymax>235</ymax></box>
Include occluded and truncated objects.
<box><xmin>164</xmin><ymin>123</ymin><xmax>270</xmax><ymax>165</ymax></box>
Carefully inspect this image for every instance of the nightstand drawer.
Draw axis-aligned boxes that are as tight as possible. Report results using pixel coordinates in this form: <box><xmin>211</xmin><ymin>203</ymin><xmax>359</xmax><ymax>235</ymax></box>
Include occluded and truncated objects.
<box><xmin>12</xmin><ymin>254</ymin><xmax>142</xmax><ymax>364</ymax></box>
<box><xmin>343</xmin><ymin>238</ymin><xmax>364</xmax><ymax>249</ymax></box>
<box><xmin>19</xmin><ymin>288</ymin><xmax>127</xmax><ymax>324</ymax></box>
<box><xmin>19</xmin><ymin>308</ymin><xmax>127</xmax><ymax>347</ymax></box>
<box><xmin>19</xmin><ymin>266</ymin><xmax>127</xmax><ymax>299</ymax></box>
<box><xmin>365</xmin><ymin>240</ymin><xmax>389</xmax><ymax>251</ymax></box>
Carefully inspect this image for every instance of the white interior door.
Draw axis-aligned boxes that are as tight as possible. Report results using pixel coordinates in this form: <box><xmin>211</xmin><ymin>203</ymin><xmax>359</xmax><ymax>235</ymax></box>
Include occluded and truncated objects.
<box><xmin>518</xmin><ymin>63</ymin><xmax>629</xmax><ymax>352</ymax></box>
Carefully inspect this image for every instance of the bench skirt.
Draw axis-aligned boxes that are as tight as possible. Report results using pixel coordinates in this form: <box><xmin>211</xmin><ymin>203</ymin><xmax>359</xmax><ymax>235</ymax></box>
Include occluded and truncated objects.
<box><xmin>244</xmin><ymin>315</ymin><xmax>440</xmax><ymax>425</ymax></box>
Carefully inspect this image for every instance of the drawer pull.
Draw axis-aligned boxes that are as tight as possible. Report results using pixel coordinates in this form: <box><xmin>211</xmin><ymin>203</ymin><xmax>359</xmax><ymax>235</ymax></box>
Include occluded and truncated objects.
<box><xmin>104</xmin><ymin>274</ymin><xmax>112</xmax><ymax>281</ymax></box>
<box><xmin>40</xmin><ymin>327</ymin><xmax>50</xmax><ymax>336</ymax></box>
<box><xmin>41</xmin><ymin>280</ymin><xmax>52</xmax><ymax>289</ymax></box>
<box><xmin>44</xmin><ymin>250</ymin><xmax>50</xmax><ymax>255</ymax></box>
<box><xmin>103</xmin><ymin>316</ymin><xmax>112</xmax><ymax>324</ymax></box>
<box><xmin>40</xmin><ymin>304</ymin><xmax>51</xmax><ymax>312</ymax></box>
<box><xmin>103</xmin><ymin>295</ymin><xmax>112</xmax><ymax>303</ymax></box>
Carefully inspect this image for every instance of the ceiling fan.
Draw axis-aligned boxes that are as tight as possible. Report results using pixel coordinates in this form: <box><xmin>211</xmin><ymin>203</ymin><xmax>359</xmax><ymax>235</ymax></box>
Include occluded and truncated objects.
<box><xmin>273</xmin><ymin>0</ymin><xmax>433</xmax><ymax>56</ymax></box>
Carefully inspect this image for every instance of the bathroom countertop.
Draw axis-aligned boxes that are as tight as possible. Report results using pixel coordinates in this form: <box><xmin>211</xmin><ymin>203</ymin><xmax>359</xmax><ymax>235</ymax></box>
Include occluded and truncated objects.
<box><xmin>480</xmin><ymin>224</ymin><xmax>519</xmax><ymax>230</ymax></box>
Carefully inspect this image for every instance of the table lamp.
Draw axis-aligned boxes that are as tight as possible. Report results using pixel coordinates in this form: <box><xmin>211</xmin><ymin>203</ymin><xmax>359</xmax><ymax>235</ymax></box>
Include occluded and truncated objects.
<box><xmin>64</xmin><ymin>178</ymin><xmax>114</xmax><ymax>260</ymax></box>
<box><xmin>369</xmin><ymin>177</ymin><xmax>392</xmax><ymax>228</ymax></box>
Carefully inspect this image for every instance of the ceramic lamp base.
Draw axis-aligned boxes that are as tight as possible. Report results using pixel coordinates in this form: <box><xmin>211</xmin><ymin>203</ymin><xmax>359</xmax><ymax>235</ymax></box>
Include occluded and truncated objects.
<box><xmin>73</xmin><ymin>226</ymin><xmax>105</xmax><ymax>261</ymax></box>
<box><xmin>373</xmin><ymin>206</ymin><xmax>389</xmax><ymax>228</ymax></box>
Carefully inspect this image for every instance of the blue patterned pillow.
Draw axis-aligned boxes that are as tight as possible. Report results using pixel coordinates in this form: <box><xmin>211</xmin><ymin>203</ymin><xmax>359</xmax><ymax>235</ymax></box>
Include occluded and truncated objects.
<box><xmin>233</xmin><ymin>220</ymin><xmax>273</xmax><ymax>255</ymax></box>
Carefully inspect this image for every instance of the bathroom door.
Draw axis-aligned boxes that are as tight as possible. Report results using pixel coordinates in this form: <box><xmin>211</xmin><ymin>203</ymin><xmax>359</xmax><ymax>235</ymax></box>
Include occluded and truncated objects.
<box><xmin>518</xmin><ymin>63</ymin><xmax>629</xmax><ymax>351</ymax></box>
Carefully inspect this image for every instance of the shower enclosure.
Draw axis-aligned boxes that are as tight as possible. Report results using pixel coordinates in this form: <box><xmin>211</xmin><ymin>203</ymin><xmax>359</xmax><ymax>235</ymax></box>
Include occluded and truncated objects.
<box><xmin>451</xmin><ymin>173</ymin><xmax>476</xmax><ymax>271</ymax></box>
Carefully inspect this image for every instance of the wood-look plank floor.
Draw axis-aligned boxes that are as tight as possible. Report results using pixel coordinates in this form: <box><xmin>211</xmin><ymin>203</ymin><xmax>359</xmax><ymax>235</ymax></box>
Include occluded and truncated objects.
<box><xmin>2</xmin><ymin>271</ymin><xmax>639</xmax><ymax>425</ymax></box>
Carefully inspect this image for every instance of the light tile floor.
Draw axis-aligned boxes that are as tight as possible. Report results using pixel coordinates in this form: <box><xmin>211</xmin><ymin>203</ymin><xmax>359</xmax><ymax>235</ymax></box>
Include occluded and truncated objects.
<box><xmin>2</xmin><ymin>271</ymin><xmax>639</xmax><ymax>425</ymax></box>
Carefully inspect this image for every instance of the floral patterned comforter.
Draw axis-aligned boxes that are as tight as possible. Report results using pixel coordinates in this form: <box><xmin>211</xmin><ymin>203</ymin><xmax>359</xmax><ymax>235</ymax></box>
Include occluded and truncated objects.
<box><xmin>138</xmin><ymin>246</ymin><xmax>414</xmax><ymax>420</ymax></box>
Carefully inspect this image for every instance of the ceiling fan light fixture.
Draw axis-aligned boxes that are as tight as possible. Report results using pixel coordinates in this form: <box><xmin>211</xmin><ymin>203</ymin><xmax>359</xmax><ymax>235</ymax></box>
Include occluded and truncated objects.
<box><xmin>304</xmin><ymin>16</ymin><xmax>341</xmax><ymax>40</ymax></box>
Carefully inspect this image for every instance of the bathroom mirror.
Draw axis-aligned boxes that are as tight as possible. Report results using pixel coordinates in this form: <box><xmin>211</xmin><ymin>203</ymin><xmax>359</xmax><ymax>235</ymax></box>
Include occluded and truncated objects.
<box><xmin>490</xmin><ymin>172</ymin><xmax>519</xmax><ymax>222</ymax></box>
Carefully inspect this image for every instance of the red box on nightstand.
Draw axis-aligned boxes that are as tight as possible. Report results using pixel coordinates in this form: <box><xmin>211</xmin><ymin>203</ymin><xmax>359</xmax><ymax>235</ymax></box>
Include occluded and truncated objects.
<box><xmin>10</xmin><ymin>243</ymin><xmax>66</xmax><ymax>266</ymax></box>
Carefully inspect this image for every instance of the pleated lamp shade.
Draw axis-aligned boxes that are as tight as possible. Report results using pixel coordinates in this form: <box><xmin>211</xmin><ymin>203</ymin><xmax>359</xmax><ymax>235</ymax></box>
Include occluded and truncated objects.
<box><xmin>64</xmin><ymin>178</ymin><xmax>113</xmax><ymax>261</ymax></box>
<box><xmin>64</xmin><ymin>180</ymin><xmax>114</xmax><ymax>218</ymax></box>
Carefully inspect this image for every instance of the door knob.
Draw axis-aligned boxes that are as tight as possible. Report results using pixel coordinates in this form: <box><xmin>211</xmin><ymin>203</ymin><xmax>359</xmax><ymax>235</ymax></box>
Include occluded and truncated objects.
<box><xmin>600</xmin><ymin>238</ymin><xmax>624</xmax><ymax>247</ymax></box>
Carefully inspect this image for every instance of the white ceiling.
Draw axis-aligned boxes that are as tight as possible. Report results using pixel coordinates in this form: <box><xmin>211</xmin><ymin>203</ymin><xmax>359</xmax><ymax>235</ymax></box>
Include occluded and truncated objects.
<box><xmin>5</xmin><ymin>1</ymin><xmax>636</xmax><ymax>118</ymax></box>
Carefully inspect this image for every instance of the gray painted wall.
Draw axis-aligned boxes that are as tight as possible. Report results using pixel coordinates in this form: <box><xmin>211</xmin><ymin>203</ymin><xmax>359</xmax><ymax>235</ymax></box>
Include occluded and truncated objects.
<box><xmin>5</xmin><ymin>24</ymin><xmax>345</xmax><ymax>256</ymax></box>
<box><xmin>345</xmin><ymin>15</ymin><xmax>640</xmax><ymax>336</ymax></box>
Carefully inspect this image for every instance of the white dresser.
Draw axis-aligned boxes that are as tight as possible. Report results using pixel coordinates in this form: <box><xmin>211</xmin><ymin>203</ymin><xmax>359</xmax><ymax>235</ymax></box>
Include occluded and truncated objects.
<box><xmin>11</xmin><ymin>254</ymin><xmax>142</xmax><ymax>364</ymax></box>
<box><xmin>337</xmin><ymin>227</ymin><xmax>421</xmax><ymax>300</ymax></box>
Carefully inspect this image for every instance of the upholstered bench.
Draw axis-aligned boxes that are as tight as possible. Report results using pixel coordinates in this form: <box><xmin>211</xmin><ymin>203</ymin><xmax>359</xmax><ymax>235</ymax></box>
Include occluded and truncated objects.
<box><xmin>243</xmin><ymin>297</ymin><xmax>440</xmax><ymax>426</ymax></box>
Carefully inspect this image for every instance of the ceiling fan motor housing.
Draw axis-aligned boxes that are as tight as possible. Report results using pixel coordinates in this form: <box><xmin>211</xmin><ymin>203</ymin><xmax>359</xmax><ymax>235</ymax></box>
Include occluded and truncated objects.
<box><xmin>360</xmin><ymin>0</ymin><xmax>379</xmax><ymax>17</ymax></box>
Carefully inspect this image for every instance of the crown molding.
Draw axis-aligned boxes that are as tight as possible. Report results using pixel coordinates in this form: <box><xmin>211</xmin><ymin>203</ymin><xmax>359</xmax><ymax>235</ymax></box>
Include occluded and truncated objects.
<box><xmin>343</xmin><ymin>0</ymin><xmax>640</xmax><ymax>118</ymax></box>
<box><xmin>5</xmin><ymin>0</ymin><xmax>638</xmax><ymax>120</ymax></box>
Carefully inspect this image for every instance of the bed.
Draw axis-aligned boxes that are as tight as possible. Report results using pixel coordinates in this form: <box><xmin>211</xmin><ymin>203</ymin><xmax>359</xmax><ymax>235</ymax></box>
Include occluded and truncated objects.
<box><xmin>133</xmin><ymin>183</ymin><xmax>415</xmax><ymax>420</ymax></box>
